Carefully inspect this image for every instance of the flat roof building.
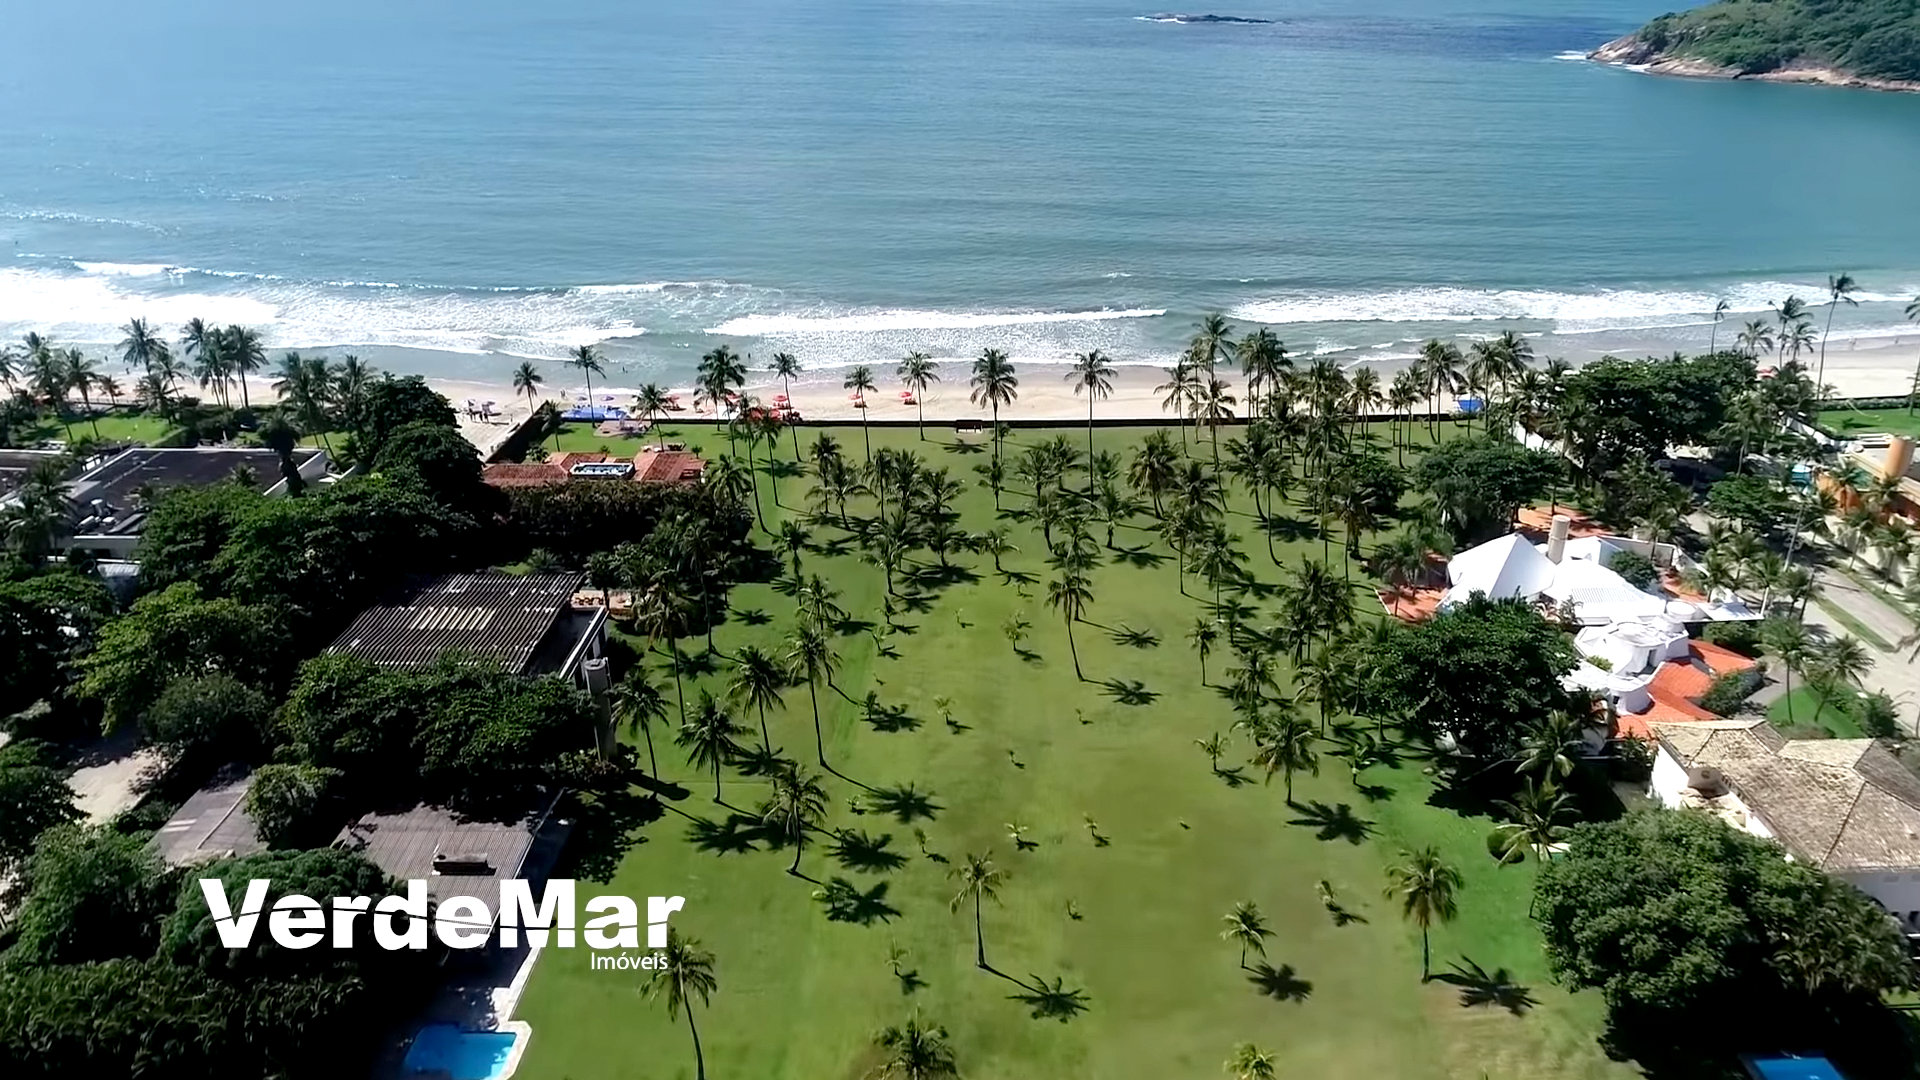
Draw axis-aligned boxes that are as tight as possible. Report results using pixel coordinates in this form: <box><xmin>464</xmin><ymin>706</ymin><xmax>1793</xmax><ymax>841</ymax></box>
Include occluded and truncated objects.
<box><xmin>327</xmin><ymin>571</ymin><xmax>609</xmax><ymax>687</ymax></box>
<box><xmin>482</xmin><ymin>446</ymin><xmax>705</xmax><ymax>490</ymax></box>
<box><xmin>65</xmin><ymin>446</ymin><xmax>329</xmax><ymax>557</ymax></box>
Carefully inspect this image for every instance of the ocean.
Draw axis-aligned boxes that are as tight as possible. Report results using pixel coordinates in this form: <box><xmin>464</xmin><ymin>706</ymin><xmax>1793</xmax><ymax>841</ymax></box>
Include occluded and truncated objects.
<box><xmin>6</xmin><ymin>0</ymin><xmax>1920</xmax><ymax>393</ymax></box>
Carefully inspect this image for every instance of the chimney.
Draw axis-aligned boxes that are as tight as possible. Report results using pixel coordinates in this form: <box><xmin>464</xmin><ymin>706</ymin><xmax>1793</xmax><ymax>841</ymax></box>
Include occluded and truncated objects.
<box><xmin>1547</xmin><ymin>514</ymin><xmax>1571</xmax><ymax>564</ymax></box>
<box><xmin>1884</xmin><ymin>437</ymin><xmax>1914</xmax><ymax>481</ymax></box>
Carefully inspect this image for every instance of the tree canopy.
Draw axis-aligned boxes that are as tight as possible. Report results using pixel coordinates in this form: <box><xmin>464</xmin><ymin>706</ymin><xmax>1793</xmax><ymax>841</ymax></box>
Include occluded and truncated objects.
<box><xmin>1537</xmin><ymin>809</ymin><xmax>1913</xmax><ymax>1014</ymax></box>
<box><xmin>1631</xmin><ymin>0</ymin><xmax>1920</xmax><ymax>83</ymax></box>
<box><xmin>1358</xmin><ymin>596</ymin><xmax>1576</xmax><ymax>762</ymax></box>
<box><xmin>1414</xmin><ymin>436</ymin><xmax>1561</xmax><ymax>545</ymax></box>
<box><xmin>1556</xmin><ymin>353</ymin><xmax>1753</xmax><ymax>475</ymax></box>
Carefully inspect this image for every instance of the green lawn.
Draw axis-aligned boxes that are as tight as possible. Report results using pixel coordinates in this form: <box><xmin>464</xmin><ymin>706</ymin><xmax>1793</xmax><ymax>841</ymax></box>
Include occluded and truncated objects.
<box><xmin>1817</xmin><ymin>405</ymin><xmax>1920</xmax><ymax>440</ymax></box>
<box><xmin>17</xmin><ymin>410</ymin><xmax>177</xmax><ymax>446</ymax></box>
<box><xmin>512</xmin><ymin>421</ymin><xmax>1633</xmax><ymax>1080</ymax></box>
<box><xmin>1766</xmin><ymin>684</ymin><xmax>1867</xmax><ymax>738</ymax></box>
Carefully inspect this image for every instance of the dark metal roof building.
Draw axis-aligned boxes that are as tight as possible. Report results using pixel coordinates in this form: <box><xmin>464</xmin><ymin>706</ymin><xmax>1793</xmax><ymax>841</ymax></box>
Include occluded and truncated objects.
<box><xmin>151</xmin><ymin>767</ymin><xmax>267</xmax><ymax>866</ymax></box>
<box><xmin>333</xmin><ymin>795</ymin><xmax>568</xmax><ymax>908</ymax></box>
<box><xmin>327</xmin><ymin>571</ymin><xmax>607</xmax><ymax>680</ymax></box>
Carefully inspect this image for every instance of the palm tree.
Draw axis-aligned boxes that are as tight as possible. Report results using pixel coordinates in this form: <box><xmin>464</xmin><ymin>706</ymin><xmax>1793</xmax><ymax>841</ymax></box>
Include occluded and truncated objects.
<box><xmin>119</xmin><ymin>317</ymin><xmax>169</xmax><ymax>378</ymax></box>
<box><xmin>612</xmin><ymin>670</ymin><xmax>670</xmax><ymax>775</ymax></box>
<box><xmin>1383</xmin><ymin>846</ymin><xmax>1462</xmax><ymax>981</ymax></box>
<box><xmin>568</xmin><ymin>344</ymin><xmax>606</xmax><ymax>412</ymax></box>
<box><xmin>333</xmin><ymin>354</ymin><xmax>373</xmax><ymax>436</ymax></box>
<box><xmin>1219</xmin><ymin>901</ymin><xmax>1273</xmax><ymax>969</ymax></box>
<box><xmin>1189</xmin><ymin>617</ymin><xmax>1219</xmax><ymax>684</ymax></box>
<box><xmin>1196</xmin><ymin>732</ymin><xmax>1228</xmax><ymax>770</ymax></box>
<box><xmin>765</xmin><ymin>765</ymin><xmax>830</xmax><ymax>875</ymax></box>
<box><xmin>630</xmin><ymin>382</ymin><xmax>670</xmax><ymax>448</ymax></box>
<box><xmin>1225</xmin><ymin>1043</ymin><xmax>1279</xmax><ymax>1080</ymax></box>
<box><xmin>62</xmin><ymin>349</ymin><xmax>100</xmax><ymax>437</ymax></box>
<box><xmin>1708</xmin><ymin>298</ymin><xmax>1730</xmax><ymax>356</ymax></box>
<box><xmin>1737</xmin><ymin>319</ymin><xmax>1774</xmax><ymax>361</ymax></box>
<box><xmin>1493</xmin><ymin>778</ymin><xmax>1572</xmax><ymax>863</ymax></box>
<box><xmin>873</xmin><ymin>1016</ymin><xmax>959</xmax><ymax>1080</ymax></box>
<box><xmin>1764</xmin><ymin>619</ymin><xmax>1812</xmax><ymax>727</ymax></box>
<box><xmin>769</xmin><ymin>351</ymin><xmax>804</xmax><ymax>456</ymax></box>
<box><xmin>949</xmin><ymin>852</ymin><xmax>1007</xmax><ymax>971</ymax></box>
<box><xmin>1908</xmin><ymin>296</ymin><xmax>1920</xmax><ymax>414</ymax></box>
<box><xmin>512</xmin><ymin>361</ymin><xmax>545</xmax><ymax>438</ymax></box>
<box><xmin>676</xmin><ymin>692</ymin><xmax>745</xmax><ymax>802</ymax></box>
<box><xmin>1046</xmin><ymin>568</ymin><xmax>1094</xmax><ymax>680</ymax></box>
<box><xmin>1417</xmin><ymin>339</ymin><xmax>1465</xmax><ymax>437</ymax></box>
<box><xmin>841</xmin><ymin>364</ymin><xmax>879</xmax><ymax>462</ymax></box>
<box><xmin>1817</xmin><ymin>272</ymin><xmax>1858</xmax><ymax>400</ymax></box>
<box><xmin>1252</xmin><ymin>713</ymin><xmax>1318</xmax><ymax>803</ymax></box>
<box><xmin>727</xmin><ymin>644</ymin><xmax>787</xmax><ymax>753</ymax></box>
<box><xmin>1129</xmin><ymin>430</ymin><xmax>1180</xmax><ymax>516</ymax></box>
<box><xmin>644</xmin><ymin>930</ymin><xmax>718</xmax><ymax>1080</ymax></box>
<box><xmin>782</xmin><ymin>622</ymin><xmax>840</xmax><ymax>771</ymax></box>
<box><xmin>1067</xmin><ymin>350</ymin><xmax>1115</xmax><ymax>495</ymax></box>
<box><xmin>1156</xmin><ymin>358</ymin><xmax>1200</xmax><ymax>444</ymax></box>
<box><xmin>897</xmin><ymin>352</ymin><xmax>940</xmax><ymax>441</ymax></box>
<box><xmin>1190</xmin><ymin>313</ymin><xmax>1234</xmax><ymax>380</ymax></box>
<box><xmin>223</xmin><ymin>325</ymin><xmax>266</xmax><ymax>410</ymax></box>
<box><xmin>1811</xmin><ymin>635</ymin><xmax>1873</xmax><ymax>718</ymax></box>
<box><xmin>969</xmin><ymin>348</ymin><xmax>1019</xmax><ymax>462</ymax></box>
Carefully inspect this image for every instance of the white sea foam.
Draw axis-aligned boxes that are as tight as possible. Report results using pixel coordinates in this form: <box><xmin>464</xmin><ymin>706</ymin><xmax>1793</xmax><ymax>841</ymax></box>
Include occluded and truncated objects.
<box><xmin>707</xmin><ymin>307</ymin><xmax>1165</xmax><ymax>336</ymax></box>
<box><xmin>1553</xmin><ymin>51</ymin><xmax>1590</xmax><ymax>61</ymax></box>
<box><xmin>73</xmin><ymin>261</ymin><xmax>175</xmax><ymax>277</ymax></box>
<box><xmin>1229</xmin><ymin>282</ymin><xmax>1919</xmax><ymax>332</ymax></box>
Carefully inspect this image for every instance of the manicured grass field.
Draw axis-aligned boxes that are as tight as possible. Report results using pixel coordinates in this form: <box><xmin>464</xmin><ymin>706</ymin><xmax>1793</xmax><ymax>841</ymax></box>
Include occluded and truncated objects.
<box><xmin>17</xmin><ymin>410</ymin><xmax>176</xmax><ymax>447</ymax></box>
<box><xmin>512</xmin><ymin>421</ymin><xmax>1633</xmax><ymax>1080</ymax></box>
<box><xmin>1766</xmin><ymin>684</ymin><xmax>1867</xmax><ymax>738</ymax></box>
<box><xmin>1818</xmin><ymin>405</ymin><xmax>1920</xmax><ymax>440</ymax></box>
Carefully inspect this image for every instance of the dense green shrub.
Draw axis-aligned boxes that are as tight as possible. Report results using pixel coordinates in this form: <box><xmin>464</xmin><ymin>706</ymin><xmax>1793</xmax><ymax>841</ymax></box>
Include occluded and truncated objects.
<box><xmin>1630</xmin><ymin>1</ymin><xmax>1920</xmax><ymax>82</ymax></box>
<box><xmin>1609</xmin><ymin>550</ymin><xmax>1659</xmax><ymax>589</ymax></box>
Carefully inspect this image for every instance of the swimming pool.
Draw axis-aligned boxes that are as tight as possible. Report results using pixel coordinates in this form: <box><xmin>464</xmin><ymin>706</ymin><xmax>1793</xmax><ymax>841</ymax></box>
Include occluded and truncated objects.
<box><xmin>403</xmin><ymin>1024</ymin><xmax>523</xmax><ymax>1080</ymax></box>
<box><xmin>1744</xmin><ymin>1053</ymin><xmax>1847</xmax><ymax>1080</ymax></box>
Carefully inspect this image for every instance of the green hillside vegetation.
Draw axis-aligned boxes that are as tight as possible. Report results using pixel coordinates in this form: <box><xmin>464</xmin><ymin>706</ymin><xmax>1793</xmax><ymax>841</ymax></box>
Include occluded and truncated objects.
<box><xmin>1636</xmin><ymin>0</ymin><xmax>1920</xmax><ymax>81</ymax></box>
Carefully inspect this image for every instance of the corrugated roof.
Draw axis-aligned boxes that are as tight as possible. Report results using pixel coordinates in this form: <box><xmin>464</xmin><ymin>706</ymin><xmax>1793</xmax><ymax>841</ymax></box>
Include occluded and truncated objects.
<box><xmin>333</xmin><ymin>796</ymin><xmax>562</xmax><ymax>907</ymax></box>
<box><xmin>151</xmin><ymin>768</ymin><xmax>265</xmax><ymax>866</ymax></box>
<box><xmin>327</xmin><ymin>572</ymin><xmax>582</xmax><ymax>676</ymax></box>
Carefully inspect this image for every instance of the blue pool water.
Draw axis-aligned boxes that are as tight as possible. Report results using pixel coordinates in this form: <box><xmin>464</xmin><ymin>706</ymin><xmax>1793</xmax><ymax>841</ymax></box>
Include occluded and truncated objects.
<box><xmin>1745</xmin><ymin>1054</ymin><xmax>1847</xmax><ymax>1080</ymax></box>
<box><xmin>403</xmin><ymin>1024</ymin><xmax>519</xmax><ymax>1080</ymax></box>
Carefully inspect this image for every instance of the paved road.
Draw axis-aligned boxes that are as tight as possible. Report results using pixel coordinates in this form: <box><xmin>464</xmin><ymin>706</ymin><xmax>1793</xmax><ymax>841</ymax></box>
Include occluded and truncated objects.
<box><xmin>1802</xmin><ymin>563</ymin><xmax>1920</xmax><ymax>731</ymax></box>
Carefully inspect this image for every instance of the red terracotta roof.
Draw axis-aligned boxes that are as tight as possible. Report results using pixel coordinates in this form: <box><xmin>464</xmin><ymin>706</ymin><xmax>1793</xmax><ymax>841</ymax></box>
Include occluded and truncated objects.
<box><xmin>635</xmin><ymin>450</ymin><xmax>705</xmax><ymax>484</ymax></box>
<box><xmin>481</xmin><ymin>463</ymin><xmax>567</xmax><ymax>488</ymax></box>
<box><xmin>1689</xmin><ymin>639</ymin><xmax>1757</xmax><ymax>675</ymax></box>
<box><xmin>1515</xmin><ymin>507</ymin><xmax>1609</xmax><ymax>541</ymax></box>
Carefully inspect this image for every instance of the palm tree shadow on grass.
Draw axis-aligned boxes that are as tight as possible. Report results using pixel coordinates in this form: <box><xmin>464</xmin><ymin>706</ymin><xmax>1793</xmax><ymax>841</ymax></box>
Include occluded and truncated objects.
<box><xmin>997</xmin><ymin>568</ymin><xmax>1040</xmax><ymax>587</ymax></box>
<box><xmin>1286</xmin><ymin>800</ymin><xmax>1375</xmax><ymax>844</ymax></box>
<box><xmin>1098</xmin><ymin>678</ymin><xmax>1159</xmax><ymax>706</ymax></box>
<box><xmin>1247</xmin><ymin>962</ymin><xmax>1313</xmax><ymax>1003</ymax></box>
<box><xmin>813</xmin><ymin>876</ymin><xmax>902</xmax><ymax>925</ymax></box>
<box><xmin>827</xmin><ymin>828</ymin><xmax>908</xmax><ymax>873</ymax></box>
<box><xmin>866</xmin><ymin>783</ymin><xmax>943</xmax><ymax>824</ymax></box>
<box><xmin>941</xmin><ymin>439</ymin><xmax>987</xmax><ymax>455</ymax></box>
<box><xmin>1109</xmin><ymin>546</ymin><xmax>1170</xmax><ymax>570</ymax></box>
<box><xmin>1433</xmin><ymin>958</ymin><xmax>1538</xmax><ymax>1015</ymax></box>
<box><xmin>905</xmin><ymin>563</ymin><xmax>981</xmax><ymax>591</ymax></box>
<box><xmin>763</xmin><ymin>458</ymin><xmax>805</xmax><ymax>480</ymax></box>
<box><xmin>1213</xmin><ymin>765</ymin><xmax>1253</xmax><ymax>788</ymax></box>
<box><xmin>685</xmin><ymin>812</ymin><xmax>777</xmax><ymax>855</ymax></box>
<box><xmin>558</xmin><ymin>788</ymin><xmax>664</xmax><ymax>883</ymax></box>
<box><xmin>1107</xmin><ymin>624</ymin><xmax>1160</xmax><ymax>648</ymax></box>
<box><xmin>1261</xmin><ymin>513</ymin><xmax>1322</xmax><ymax>544</ymax></box>
<box><xmin>1006</xmin><ymin>974</ymin><xmax>1091</xmax><ymax>1023</ymax></box>
<box><xmin>817</xmin><ymin>537</ymin><xmax>858</xmax><ymax>559</ymax></box>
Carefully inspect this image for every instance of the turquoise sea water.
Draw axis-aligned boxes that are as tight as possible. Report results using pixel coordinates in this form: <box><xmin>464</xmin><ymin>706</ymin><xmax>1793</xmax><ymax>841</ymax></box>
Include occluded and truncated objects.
<box><xmin>5</xmin><ymin>0</ymin><xmax>1920</xmax><ymax>389</ymax></box>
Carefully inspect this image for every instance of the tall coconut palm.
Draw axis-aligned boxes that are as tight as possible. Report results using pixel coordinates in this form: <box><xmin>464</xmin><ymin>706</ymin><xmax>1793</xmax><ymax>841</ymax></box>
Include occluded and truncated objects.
<box><xmin>1066</xmin><ymin>349</ymin><xmax>1115</xmax><ymax>494</ymax></box>
<box><xmin>1189</xmin><ymin>617</ymin><xmax>1220</xmax><ymax>684</ymax></box>
<box><xmin>1811</xmin><ymin>635</ymin><xmax>1872</xmax><ymax>718</ymax></box>
<box><xmin>844</xmin><ymin>364</ymin><xmax>879</xmax><ymax>462</ymax></box>
<box><xmin>765</xmin><ymin>765</ymin><xmax>830</xmax><ymax>875</ymax></box>
<box><xmin>612</xmin><ymin>670</ymin><xmax>670</xmax><ymax>775</ymax></box>
<box><xmin>1708</xmin><ymin>298</ymin><xmax>1730</xmax><ymax>356</ymax></box>
<box><xmin>568</xmin><ymin>344</ymin><xmax>606</xmax><ymax>413</ymax></box>
<box><xmin>1252</xmin><ymin>713</ymin><xmax>1318</xmax><ymax>803</ymax></box>
<box><xmin>676</xmin><ymin>692</ymin><xmax>745</xmax><ymax>802</ymax></box>
<box><xmin>1492</xmin><ymin>778</ymin><xmax>1572</xmax><ymax>863</ymax></box>
<box><xmin>969</xmin><ymin>348</ymin><xmax>1019</xmax><ymax>461</ymax></box>
<box><xmin>1383</xmin><ymin>846</ymin><xmax>1462</xmax><ymax>981</ymax></box>
<box><xmin>782</xmin><ymin>622</ymin><xmax>841</xmax><ymax>771</ymax></box>
<box><xmin>631</xmin><ymin>382</ymin><xmax>670</xmax><ymax>448</ymax></box>
<box><xmin>119</xmin><ymin>318</ymin><xmax>169</xmax><ymax>378</ymax></box>
<box><xmin>1129</xmin><ymin>429</ymin><xmax>1180</xmax><ymax>516</ymax></box>
<box><xmin>768</xmin><ymin>351</ymin><xmax>804</xmax><ymax>457</ymax></box>
<box><xmin>223</xmin><ymin>325</ymin><xmax>267</xmax><ymax>410</ymax></box>
<box><xmin>1219</xmin><ymin>900</ymin><xmax>1273</xmax><ymax>969</ymax></box>
<box><xmin>644</xmin><ymin>930</ymin><xmax>718</xmax><ymax>1080</ymax></box>
<box><xmin>1190</xmin><ymin>313</ymin><xmax>1234</xmax><ymax>380</ymax></box>
<box><xmin>897</xmin><ymin>351</ymin><xmax>940</xmax><ymax>441</ymax></box>
<box><xmin>182</xmin><ymin>317</ymin><xmax>229</xmax><ymax>406</ymax></box>
<box><xmin>727</xmin><ymin>644</ymin><xmax>787</xmax><ymax>753</ymax></box>
<box><xmin>1908</xmin><ymin>295</ymin><xmax>1920</xmax><ymax>414</ymax></box>
<box><xmin>1764</xmin><ymin>620</ymin><xmax>1812</xmax><ymax>727</ymax></box>
<box><xmin>1416</xmin><ymin>339</ymin><xmax>1465</xmax><ymax>437</ymax></box>
<box><xmin>948</xmin><ymin>851</ymin><xmax>1007</xmax><ymax>970</ymax></box>
<box><xmin>1737</xmin><ymin>319</ymin><xmax>1774</xmax><ymax>361</ymax></box>
<box><xmin>62</xmin><ymin>349</ymin><xmax>101</xmax><ymax>437</ymax></box>
<box><xmin>1156</xmin><ymin>357</ymin><xmax>1200</xmax><ymax>444</ymax></box>
<box><xmin>1235</xmin><ymin>327</ymin><xmax>1288</xmax><ymax>419</ymax></box>
<box><xmin>1046</xmin><ymin>568</ymin><xmax>1094</xmax><ymax>680</ymax></box>
<box><xmin>1816</xmin><ymin>272</ymin><xmax>1858</xmax><ymax>400</ymax></box>
<box><xmin>511</xmin><ymin>361</ymin><xmax>545</xmax><ymax>440</ymax></box>
<box><xmin>873</xmin><ymin>1016</ymin><xmax>959</xmax><ymax>1080</ymax></box>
